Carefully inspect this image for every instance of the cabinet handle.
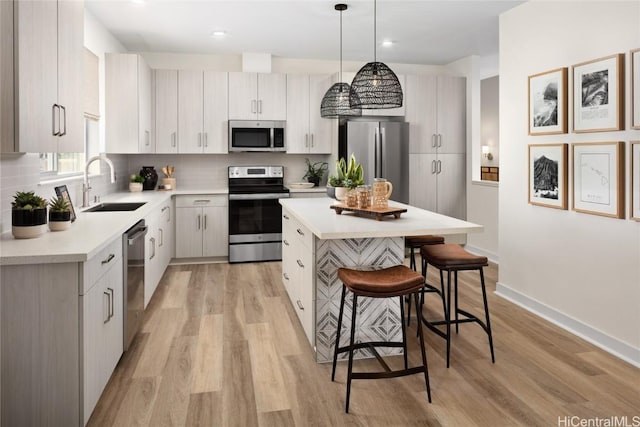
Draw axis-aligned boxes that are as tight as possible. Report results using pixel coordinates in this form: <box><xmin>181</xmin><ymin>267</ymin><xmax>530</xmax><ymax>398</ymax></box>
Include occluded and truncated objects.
<box><xmin>204</xmin><ymin>132</ymin><xmax>208</xmax><ymax>148</ymax></box>
<box><xmin>296</xmin><ymin>228</ymin><xmax>304</xmax><ymax>236</ymax></box>
<box><xmin>438</xmin><ymin>134</ymin><xmax>442</xmax><ymax>147</ymax></box>
<box><xmin>431</xmin><ymin>134</ymin><xmax>436</xmax><ymax>148</ymax></box>
<box><xmin>162</xmin><ymin>205</ymin><xmax>171</xmax><ymax>222</ymax></box>
<box><xmin>305</xmin><ymin>134</ymin><xmax>308</xmax><ymax>148</ymax></box>
<box><xmin>283</xmin><ymin>214</ymin><xmax>290</xmax><ymax>220</ymax></box>
<box><xmin>150</xmin><ymin>237</ymin><xmax>156</xmax><ymax>260</ymax></box>
<box><xmin>52</xmin><ymin>104</ymin><xmax>60</xmax><ymax>136</ymax></box>
<box><xmin>283</xmin><ymin>239</ymin><xmax>289</xmax><ymax>246</ymax></box>
<box><xmin>283</xmin><ymin>273</ymin><xmax>290</xmax><ymax>280</ymax></box>
<box><xmin>431</xmin><ymin>160</ymin><xmax>436</xmax><ymax>174</ymax></box>
<box><xmin>252</xmin><ymin>100</ymin><xmax>257</xmax><ymax>113</ymax></box>
<box><xmin>311</xmin><ymin>134</ymin><xmax>314</xmax><ymax>148</ymax></box>
<box><xmin>103</xmin><ymin>291</ymin><xmax>110</xmax><ymax>323</ymax></box>
<box><xmin>197</xmin><ymin>132</ymin><xmax>202</xmax><ymax>147</ymax></box>
<box><xmin>101</xmin><ymin>253</ymin><xmax>115</xmax><ymax>265</ymax></box>
<box><xmin>203</xmin><ymin>214</ymin><xmax>207</xmax><ymax>230</ymax></box>
<box><xmin>258</xmin><ymin>100</ymin><xmax>262</xmax><ymax>114</ymax></box>
<box><xmin>108</xmin><ymin>287</ymin><xmax>114</xmax><ymax>319</ymax></box>
<box><xmin>194</xmin><ymin>199</ymin><xmax>210</xmax><ymax>205</ymax></box>
<box><xmin>437</xmin><ymin>160</ymin><xmax>442</xmax><ymax>174</ymax></box>
<box><xmin>296</xmin><ymin>300</ymin><xmax>304</xmax><ymax>310</ymax></box>
<box><xmin>197</xmin><ymin>214</ymin><xmax>201</xmax><ymax>230</ymax></box>
<box><xmin>60</xmin><ymin>105</ymin><xmax>67</xmax><ymax>136</ymax></box>
<box><xmin>171</xmin><ymin>132</ymin><xmax>176</xmax><ymax>147</ymax></box>
<box><xmin>297</xmin><ymin>259</ymin><xmax>304</xmax><ymax>268</ymax></box>
<box><xmin>159</xmin><ymin>228</ymin><xmax>164</xmax><ymax>247</ymax></box>
<box><xmin>145</xmin><ymin>130</ymin><xmax>150</xmax><ymax>146</ymax></box>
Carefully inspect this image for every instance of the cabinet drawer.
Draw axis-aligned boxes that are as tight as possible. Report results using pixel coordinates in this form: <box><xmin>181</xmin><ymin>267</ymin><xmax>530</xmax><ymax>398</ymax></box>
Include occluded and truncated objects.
<box><xmin>175</xmin><ymin>194</ymin><xmax>227</xmax><ymax>208</ymax></box>
<box><xmin>285</xmin><ymin>213</ymin><xmax>313</xmax><ymax>250</ymax></box>
<box><xmin>82</xmin><ymin>237</ymin><xmax>122</xmax><ymax>295</ymax></box>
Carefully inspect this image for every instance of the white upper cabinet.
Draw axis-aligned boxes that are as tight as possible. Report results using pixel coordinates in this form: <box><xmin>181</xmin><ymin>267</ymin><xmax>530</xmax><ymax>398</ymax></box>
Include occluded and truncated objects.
<box><xmin>286</xmin><ymin>74</ymin><xmax>334</xmax><ymax>154</ymax></box>
<box><xmin>154</xmin><ymin>69</ymin><xmax>178</xmax><ymax>153</ymax></box>
<box><xmin>105</xmin><ymin>53</ymin><xmax>153</xmax><ymax>153</ymax></box>
<box><xmin>177</xmin><ymin>70</ymin><xmax>228</xmax><ymax>154</ymax></box>
<box><xmin>4</xmin><ymin>0</ymin><xmax>84</xmax><ymax>153</ymax></box>
<box><xmin>228</xmin><ymin>72</ymin><xmax>286</xmax><ymax>120</ymax></box>
<box><xmin>340</xmin><ymin>72</ymin><xmax>406</xmax><ymax>117</ymax></box>
<box><xmin>405</xmin><ymin>75</ymin><xmax>466</xmax><ymax>154</ymax></box>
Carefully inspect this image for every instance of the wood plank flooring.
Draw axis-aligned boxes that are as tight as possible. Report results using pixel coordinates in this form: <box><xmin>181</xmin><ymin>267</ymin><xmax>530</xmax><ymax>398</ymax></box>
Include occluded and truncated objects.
<box><xmin>88</xmin><ymin>260</ymin><xmax>640</xmax><ymax>426</ymax></box>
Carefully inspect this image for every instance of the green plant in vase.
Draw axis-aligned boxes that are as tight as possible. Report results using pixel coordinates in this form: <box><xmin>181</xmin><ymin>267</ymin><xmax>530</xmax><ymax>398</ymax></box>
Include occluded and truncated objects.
<box><xmin>331</xmin><ymin>154</ymin><xmax>364</xmax><ymax>200</ymax></box>
<box><xmin>48</xmin><ymin>196</ymin><xmax>71</xmax><ymax>231</ymax></box>
<box><xmin>129</xmin><ymin>174</ymin><xmax>145</xmax><ymax>192</ymax></box>
<box><xmin>302</xmin><ymin>158</ymin><xmax>328</xmax><ymax>187</ymax></box>
<box><xmin>11</xmin><ymin>191</ymin><xmax>48</xmax><ymax>239</ymax></box>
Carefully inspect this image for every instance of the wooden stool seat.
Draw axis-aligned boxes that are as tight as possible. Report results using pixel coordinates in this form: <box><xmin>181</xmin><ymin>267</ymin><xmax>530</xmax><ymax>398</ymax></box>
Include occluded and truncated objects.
<box><xmin>418</xmin><ymin>244</ymin><xmax>495</xmax><ymax>368</ymax></box>
<box><xmin>405</xmin><ymin>235</ymin><xmax>445</xmax><ymax>248</ymax></box>
<box><xmin>332</xmin><ymin>265</ymin><xmax>432</xmax><ymax>413</ymax></box>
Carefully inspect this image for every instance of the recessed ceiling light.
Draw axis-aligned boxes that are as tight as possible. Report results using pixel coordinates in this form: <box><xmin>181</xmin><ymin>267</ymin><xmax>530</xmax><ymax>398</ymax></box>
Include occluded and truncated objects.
<box><xmin>381</xmin><ymin>40</ymin><xmax>394</xmax><ymax>47</ymax></box>
<box><xmin>211</xmin><ymin>31</ymin><xmax>227</xmax><ymax>38</ymax></box>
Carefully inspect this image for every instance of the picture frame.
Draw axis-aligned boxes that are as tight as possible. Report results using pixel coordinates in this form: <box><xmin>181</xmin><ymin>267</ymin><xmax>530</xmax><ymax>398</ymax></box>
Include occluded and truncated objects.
<box><xmin>54</xmin><ymin>185</ymin><xmax>76</xmax><ymax>222</ymax></box>
<box><xmin>571</xmin><ymin>142</ymin><xmax>625</xmax><ymax>219</ymax></box>
<box><xmin>572</xmin><ymin>54</ymin><xmax>624</xmax><ymax>133</ymax></box>
<box><xmin>528</xmin><ymin>68</ymin><xmax>568</xmax><ymax>135</ymax></box>
<box><xmin>632</xmin><ymin>141</ymin><xmax>640</xmax><ymax>221</ymax></box>
<box><xmin>631</xmin><ymin>49</ymin><xmax>640</xmax><ymax>129</ymax></box>
<box><xmin>528</xmin><ymin>143</ymin><xmax>568</xmax><ymax>209</ymax></box>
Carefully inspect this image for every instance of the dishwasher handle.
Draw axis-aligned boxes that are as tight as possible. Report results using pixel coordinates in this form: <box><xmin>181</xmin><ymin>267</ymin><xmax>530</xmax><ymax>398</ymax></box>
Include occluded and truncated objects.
<box><xmin>127</xmin><ymin>225</ymin><xmax>148</xmax><ymax>244</ymax></box>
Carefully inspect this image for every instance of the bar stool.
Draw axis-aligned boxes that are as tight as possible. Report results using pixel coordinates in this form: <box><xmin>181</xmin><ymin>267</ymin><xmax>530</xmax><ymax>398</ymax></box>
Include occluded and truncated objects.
<box><xmin>331</xmin><ymin>265</ymin><xmax>432</xmax><ymax>413</ymax></box>
<box><xmin>404</xmin><ymin>235</ymin><xmax>444</xmax><ymax>326</ymax></box>
<box><xmin>405</xmin><ymin>235</ymin><xmax>445</xmax><ymax>271</ymax></box>
<box><xmin>419</xmin><ymin>244</ymin><xmax>495</xmax><ymax>368</ymax></box>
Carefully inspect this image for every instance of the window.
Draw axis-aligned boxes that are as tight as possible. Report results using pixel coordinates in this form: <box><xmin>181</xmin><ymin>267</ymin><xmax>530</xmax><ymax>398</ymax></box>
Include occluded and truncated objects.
<box><xmin>39</xmin><ymin>118</ymin><xmax>100</xmax><ymax>180</ymax></box>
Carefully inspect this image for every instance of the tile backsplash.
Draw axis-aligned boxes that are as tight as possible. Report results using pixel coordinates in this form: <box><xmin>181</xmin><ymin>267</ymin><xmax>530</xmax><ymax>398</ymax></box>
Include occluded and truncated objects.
<box><xmin>0</xmin><ymin>152</ymin><xmax>331</xmax><ymax>234</ymax></box>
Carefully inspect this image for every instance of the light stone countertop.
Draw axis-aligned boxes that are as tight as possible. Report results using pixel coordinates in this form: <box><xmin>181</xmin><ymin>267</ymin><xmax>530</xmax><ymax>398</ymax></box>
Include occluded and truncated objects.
<box><xmin>280</xmin><ymin>197</ymin><xmax>483</xmax><ymax>240</ymax></box>
<box><xmin>0</xmin><ymin>188</ymin><xmax>228</xmax><ymax>266</ymax></box>
<box><xmin>285</xmin><ymin>185</ymin><xmax>327</xmax><ymax>193</ymax></box>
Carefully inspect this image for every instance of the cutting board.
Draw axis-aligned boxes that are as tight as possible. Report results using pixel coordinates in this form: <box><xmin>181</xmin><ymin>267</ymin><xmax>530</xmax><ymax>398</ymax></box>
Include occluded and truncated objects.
<box><xmin>330</xmin><ymin>203</ymin><xmax>407</xmax><ymax>221</ymax></box>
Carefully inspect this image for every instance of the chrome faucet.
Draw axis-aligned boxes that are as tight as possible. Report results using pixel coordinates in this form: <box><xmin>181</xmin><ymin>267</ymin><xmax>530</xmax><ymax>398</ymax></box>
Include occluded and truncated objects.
<box><xmin>82</xmin><ymin>155</ymin><xmax>116</xmax><ymax>208</ymax></box>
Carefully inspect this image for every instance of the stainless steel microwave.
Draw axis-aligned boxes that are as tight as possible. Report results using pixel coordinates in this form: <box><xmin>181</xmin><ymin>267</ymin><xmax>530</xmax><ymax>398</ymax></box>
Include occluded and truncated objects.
<box><xmin>228</xmin><ymin>120</ymin><xmax>286</xmax><ymax>152</ymax></box>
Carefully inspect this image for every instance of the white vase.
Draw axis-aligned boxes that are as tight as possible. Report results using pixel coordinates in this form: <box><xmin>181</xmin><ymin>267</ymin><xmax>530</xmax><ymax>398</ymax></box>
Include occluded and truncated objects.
<box><xmin>129</xmin><ymin>182</ymin><xmax>143</xmax><ymax>192</ymax></box>
<box><xmin>335</xmin><ymin>187</ymin><xmax>349</xmax><ymax>201</ymax></box>
<box><xmin>49</xmin><ymin>220</ymin><xmax>71</xmax><ymax>232</ymax></box>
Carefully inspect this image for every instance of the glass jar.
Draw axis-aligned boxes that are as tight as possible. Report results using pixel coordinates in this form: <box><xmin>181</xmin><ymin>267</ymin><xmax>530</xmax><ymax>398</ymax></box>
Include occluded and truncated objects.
<box><xmin>346</xmin><ymin>189</ymin><xmax>358</xmax><ymax>207</ymax></box>
<box><xmin>357</xmin><ymin>185</ymin><xmax>371</xmax><ymax>209</ymax></box>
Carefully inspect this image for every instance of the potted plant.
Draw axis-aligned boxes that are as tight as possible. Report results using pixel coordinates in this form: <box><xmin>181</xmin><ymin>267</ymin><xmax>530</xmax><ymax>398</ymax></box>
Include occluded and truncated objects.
<box><xmin>48</xmin><ymin>196</ymin><xmax>72</xmax><ymax>232</ymax></box>
<box><xmin>11</xmin><ymin>191</ymin><xmax>48</xmax><ymax>239</ymax></box>
<box><xmin>129</xmin><ymin>174</ymin><xmax>144</xmax><ymax>192</ymax></box>
<box><xmin>330</xmin><ymin>154</ymin><xmax>364</xmax><ymax>201</ymax></box>
<box><xmin>302</xmin><ymin>158</ymin><xmax>328</xmax><ymax>187</ymax></box>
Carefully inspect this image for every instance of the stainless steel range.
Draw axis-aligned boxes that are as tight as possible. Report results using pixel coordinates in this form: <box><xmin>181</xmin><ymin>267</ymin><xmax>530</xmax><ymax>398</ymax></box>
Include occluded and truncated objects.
<box><xmin>228</xmin><ymin>166</ymin><xmax>290</xmax><ymax>263</ymax></box>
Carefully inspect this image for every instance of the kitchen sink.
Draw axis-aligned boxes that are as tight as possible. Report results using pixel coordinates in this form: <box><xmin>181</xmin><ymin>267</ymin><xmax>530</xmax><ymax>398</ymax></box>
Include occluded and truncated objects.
<box><xmin>84</xmin><ymin>202</ymin><xmax>146</xmax><ymax>212</ymax></box>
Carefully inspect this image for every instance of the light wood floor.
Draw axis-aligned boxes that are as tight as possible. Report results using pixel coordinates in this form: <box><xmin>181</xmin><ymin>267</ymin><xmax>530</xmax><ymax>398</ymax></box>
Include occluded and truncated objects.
<box><xmin>88</xmin><ymin>260</ymin><xmax>640</xmax><ymax>426</ymax></box>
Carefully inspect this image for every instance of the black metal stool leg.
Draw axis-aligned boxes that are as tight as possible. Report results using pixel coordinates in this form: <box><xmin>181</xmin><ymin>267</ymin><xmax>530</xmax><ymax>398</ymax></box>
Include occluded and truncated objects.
<box><xmin>454</xmin><ymin>270</ymin><xmax>459</xmax><ymax>334</ymax></box>
<box><xmin>445</xmin><ymin>269</ymin><xmax>452</xmax><ymax>369</ymax></box>
<box><xmin>345</xmin><ymin>294</ymin><xmax>358</xmax><ymax>413</ymax></box>
<box><xmin>479</xmin><ymin>268</ymin><xmax>496</xmax><ymax>363</ymax></box>
<box><xmin>400</xmin><ymin>296</ymin><xmax>408</xmax><ymax>369</ymax></box>
<box><xmin>332</xmin><ymin>285</ymin><xmax>347</xmax><ymax>381</ymax></box>
<box><xmin>414</xmin><ymin>290</ymin><xmax>432</xmax><ymax>403</ymax></box>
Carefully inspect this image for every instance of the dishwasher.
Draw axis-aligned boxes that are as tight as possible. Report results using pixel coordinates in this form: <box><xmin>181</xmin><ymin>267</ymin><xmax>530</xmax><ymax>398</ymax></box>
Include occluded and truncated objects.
<box><xmin>123</xmin><ymin>220</ymin><xmax>147</xmax><ymax>351</ymax></box>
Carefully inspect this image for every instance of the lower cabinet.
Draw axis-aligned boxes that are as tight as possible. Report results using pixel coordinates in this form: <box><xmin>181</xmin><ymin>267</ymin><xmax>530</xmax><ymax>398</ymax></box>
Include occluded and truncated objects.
<box><xmin>175</xmin><ymin>195</ymin><xmax>228</xmax><ymax>258</ymax></box>
<box><xmin>282</xmin><ymin>208</ymin><xmax>315</xmax><ymax>344</ymax></box>
<box><xmin>143</xmin><ymin>200</ymin><xmax>174</xmax><ymax>307</ymax></box>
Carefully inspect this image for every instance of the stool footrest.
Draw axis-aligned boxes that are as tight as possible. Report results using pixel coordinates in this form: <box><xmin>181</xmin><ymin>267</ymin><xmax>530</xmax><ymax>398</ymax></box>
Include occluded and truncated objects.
<box><xmin>421</xmin><ymin>310</ymin><xmax>490</xmax><ymax>339</ymax></box>
<box><xmin>352</xmin><ymin>366</ymin><xmax>427</xmax><ymax>380</ymax></box>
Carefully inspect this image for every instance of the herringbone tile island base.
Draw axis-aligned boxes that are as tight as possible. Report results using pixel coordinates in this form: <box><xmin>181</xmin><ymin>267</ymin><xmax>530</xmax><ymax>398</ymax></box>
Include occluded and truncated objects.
<box><xmin>87</xmin><ymin>260</ymin><xmax>640</xmax><ymax>426</ymax></box>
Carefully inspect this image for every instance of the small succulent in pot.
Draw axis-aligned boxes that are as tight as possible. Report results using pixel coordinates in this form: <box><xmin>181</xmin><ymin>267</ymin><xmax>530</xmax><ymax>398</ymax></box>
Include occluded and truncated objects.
<box><xmin>302</xmin><ymin>158</ymin><xmax>328</xmax><ymax>187</ymax></box>
<box><xmin>11</xmin><ymin>191</ymin><xmax>48</xmax><ymax>239</ymax></box>
<box><xmin>129</xmin><ymin>174</ymin><xmax>144</xmax><ymax>192</ymax></box>
<box><xmin>48</xmin><ymin>196</ymin><xmax>71</xmax><ymax>232</ymax></box>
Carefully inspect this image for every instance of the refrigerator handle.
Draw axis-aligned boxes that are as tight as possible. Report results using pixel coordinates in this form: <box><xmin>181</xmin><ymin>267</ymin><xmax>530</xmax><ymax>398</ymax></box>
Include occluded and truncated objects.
<box><xmin>373</xmin><ymin>128</ymin><xmax>379</xmax><ymax>178</ymax></box>
<box><xmin>379</xmin><ymin>127</ymin><xmax>385</xmax><ymax>177</ymax></box>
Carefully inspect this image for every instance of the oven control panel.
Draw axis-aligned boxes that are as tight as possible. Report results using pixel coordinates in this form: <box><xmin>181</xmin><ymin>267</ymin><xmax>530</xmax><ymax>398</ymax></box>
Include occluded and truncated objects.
<box><xmin>229</xmin><ymin>166</ymin><xmax>284</xmax><ymax>179</ymax></box>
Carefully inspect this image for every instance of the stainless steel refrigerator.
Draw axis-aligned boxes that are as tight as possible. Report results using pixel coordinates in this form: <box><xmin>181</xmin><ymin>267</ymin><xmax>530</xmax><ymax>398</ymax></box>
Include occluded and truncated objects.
<box><xmin>339</xmin><ymin>120</ymin><xmax>409</xmax><ymax>203</ymax></box>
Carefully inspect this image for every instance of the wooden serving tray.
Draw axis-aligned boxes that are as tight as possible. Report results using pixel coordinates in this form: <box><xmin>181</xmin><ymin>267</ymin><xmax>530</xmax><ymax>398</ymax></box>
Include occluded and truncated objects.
<box><xmin>330</xmin><ymin>203</ymin><xmax>407</xmax><ymax>221</ymax></box>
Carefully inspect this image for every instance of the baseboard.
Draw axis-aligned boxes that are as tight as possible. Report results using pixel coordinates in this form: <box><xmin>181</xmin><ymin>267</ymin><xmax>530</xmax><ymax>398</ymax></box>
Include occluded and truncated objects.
<box><xmin>496</xmin><ymin>282</ymin><xmax>640</xmax><ymax>368</ymax></box>
<box><xmin>464</xmin><ymin>244</ymin><xmax>499</xmax><ymax>265</ymax></box>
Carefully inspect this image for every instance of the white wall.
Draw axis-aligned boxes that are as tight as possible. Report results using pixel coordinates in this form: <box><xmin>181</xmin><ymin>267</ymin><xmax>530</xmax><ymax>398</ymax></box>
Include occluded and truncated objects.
<box><xmin>498</xmin><ymin>0</ymin><xmax>640</xmax><ymax>365</ymax></box>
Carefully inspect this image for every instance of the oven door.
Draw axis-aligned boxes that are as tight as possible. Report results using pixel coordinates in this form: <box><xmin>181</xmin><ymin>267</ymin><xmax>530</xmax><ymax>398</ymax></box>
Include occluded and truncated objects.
<box><xmin>228</xmin><ymin>193</ymin><xmax>289</xmax><ymax>262</ymax></box>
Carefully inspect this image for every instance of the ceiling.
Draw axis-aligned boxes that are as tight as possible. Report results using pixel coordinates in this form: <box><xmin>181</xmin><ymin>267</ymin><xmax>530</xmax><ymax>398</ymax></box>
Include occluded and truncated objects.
<box><xmin>85</xmin><ymin>0</ymin><xmax>525</xmax><ymax>66</ymax></box>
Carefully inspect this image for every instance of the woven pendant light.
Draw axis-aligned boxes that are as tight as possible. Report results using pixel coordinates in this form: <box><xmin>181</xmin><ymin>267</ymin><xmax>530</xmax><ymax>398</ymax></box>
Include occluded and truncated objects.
<box><xmin>349</xmin><ymin>0</ymin><xmax>403</xmax><ymax>109</ymax></box>
<box><xmin>320</xmin><ymin>4</ymin><xmax>362</xmax><ymax>118</ymax></box>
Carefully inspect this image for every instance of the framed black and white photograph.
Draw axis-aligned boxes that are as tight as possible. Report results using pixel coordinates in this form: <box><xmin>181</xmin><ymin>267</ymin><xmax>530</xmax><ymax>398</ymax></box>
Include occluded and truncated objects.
<box><xmin>528</xmin><ymin>68</ymin><xmax>568</xmax><ymax>135</ymax></box>
<box><xmin>528</xmin><ymin>143</ymin><xmax>568</xmax><ymax>209</ymax></box>
<box><xmin>632</xmin><ymin>49</ymin><xmax>640</xmax><ymax>129</ymax></box>
<box><xmin>572</xmin><ymin>54</ymin><xmax>624</xmax><ymax>133</ymax></box>
<box><xmin>54</xmin><ymin>185</ymin><xmax>76</xmax><ymax>222</ymax></box>
<box><xmin>572</xmin><ymin>142</ymin><xmax>624</xmax><ymax>219</ymax></box>
<box><xmin>632</xmin><ymin>141</ymin><xmax>640</xmax><ymax>221</ymax></box>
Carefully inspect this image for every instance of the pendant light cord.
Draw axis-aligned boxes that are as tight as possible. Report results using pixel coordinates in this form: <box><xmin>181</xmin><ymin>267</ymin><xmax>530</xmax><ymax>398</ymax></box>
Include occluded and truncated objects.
<box><xmin>339</xmin><ymin>7</ymin><xmax>343</xmax><ymax>84</ymax></box>
<box><xmin>373</xmin><ymin>0</ymin><xmax>377</xmax><ymax>63</ymax></box>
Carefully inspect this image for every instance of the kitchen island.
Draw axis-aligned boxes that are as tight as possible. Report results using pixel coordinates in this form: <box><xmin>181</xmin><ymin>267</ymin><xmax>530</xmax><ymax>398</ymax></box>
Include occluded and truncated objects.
<box><xmin>279</xmin><ymin>197</ymin><xmax>483</xmax><ymax>362</ymax></box>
